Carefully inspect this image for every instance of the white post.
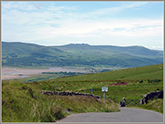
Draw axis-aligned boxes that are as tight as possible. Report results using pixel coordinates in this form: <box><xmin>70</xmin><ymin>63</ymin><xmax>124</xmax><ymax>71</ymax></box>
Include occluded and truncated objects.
<box><xmin>91</xmin><ymin>89</ymin><xmax>93</xmax><ymax>95</ymax></box>
<box><xmin>104</xmin><ymin>91</ymin><xmax>105</xmax><ymax>102</ymax></box>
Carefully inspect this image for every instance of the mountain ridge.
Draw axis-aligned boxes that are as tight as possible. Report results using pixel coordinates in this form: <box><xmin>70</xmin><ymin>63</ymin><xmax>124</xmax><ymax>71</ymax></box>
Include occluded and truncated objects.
<box><xmin>2</xmin><ymin>41</ymin><xmax>163</xmax><ymax>68</ymax></box>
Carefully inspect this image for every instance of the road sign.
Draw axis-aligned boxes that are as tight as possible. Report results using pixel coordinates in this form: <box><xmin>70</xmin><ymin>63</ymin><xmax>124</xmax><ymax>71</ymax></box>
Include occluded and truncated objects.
<box><xmin>102</xmin><ymin>87</ymin><xmax>108</xmax><ymax>92</ymax></box>
<box><xmin>102</xmin><ymin>87</ymin><xmax>108</xmax><ymax>102</ymax></box>
<box><xmin>91</xmin><ymin>89</ymin><xmax>93</xmax><ymax>92</ymax></box>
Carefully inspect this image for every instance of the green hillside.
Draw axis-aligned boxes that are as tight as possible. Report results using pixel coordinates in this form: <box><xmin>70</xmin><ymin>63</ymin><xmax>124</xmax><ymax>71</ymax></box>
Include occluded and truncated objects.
<box><xmin>2</xmin><ymin>64</ymin><xmax>163</xmax><ymax>122</ymax></box>
<box><xmin>55</xmin><ymin>43</ymin><xmax>163</xmax><ymax>58</ymax></box>
<box><xmin>54</xmin><ymin>63</ymin><xmax>163</xmax><ymax>81</ymax></box>
<box><xmin>32</xmin><ymin>63</ymin><xmax>163</xmax><ymax>113</ymax></box>
<box><xmin>2</xmin><ymin>42</ymin><xmax>163</xmax><ymax>68</ymax></box>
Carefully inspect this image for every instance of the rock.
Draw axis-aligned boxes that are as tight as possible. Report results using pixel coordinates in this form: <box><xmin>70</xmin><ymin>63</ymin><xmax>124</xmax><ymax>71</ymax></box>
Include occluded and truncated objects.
<box><xmin>140</xmin><ymin>90</ymin><xmax>163</xmax><ymax>104</ymax></box>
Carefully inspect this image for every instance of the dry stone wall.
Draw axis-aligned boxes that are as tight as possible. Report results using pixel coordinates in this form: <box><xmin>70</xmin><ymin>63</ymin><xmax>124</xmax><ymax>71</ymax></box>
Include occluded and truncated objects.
<box><xmin>40</xmin><ymin>91</ymin><xmax>101</xmax><ymax>99</ymax></box>
<box><xmin>140</xmin><ymin>90</ymin><xmax>163</xmax><ymax>104</ymax></box>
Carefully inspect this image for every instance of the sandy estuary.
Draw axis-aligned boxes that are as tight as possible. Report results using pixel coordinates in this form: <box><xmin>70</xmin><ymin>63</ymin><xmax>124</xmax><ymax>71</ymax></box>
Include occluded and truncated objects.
<box><xmin>1</xmin><ymin>67</ymin><xmax>87</xmax><ymax>80</ymax></box>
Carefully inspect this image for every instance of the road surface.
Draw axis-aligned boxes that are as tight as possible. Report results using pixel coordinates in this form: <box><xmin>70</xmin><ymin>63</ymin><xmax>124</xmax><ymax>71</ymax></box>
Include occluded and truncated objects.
<box><xmin>57</xmin><ymin>107</ymin><xmax>163</xmax><ymax>122</ymax></box>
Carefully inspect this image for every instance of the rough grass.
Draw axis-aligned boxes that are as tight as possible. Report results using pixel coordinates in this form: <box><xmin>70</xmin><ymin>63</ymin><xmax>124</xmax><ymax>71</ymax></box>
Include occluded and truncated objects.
<box><xmin>2</xmin><ymin>64</ymin><xmax>163</xmax><ymax>122</ymax></box>
<box><xmin>128</xmin><ymin>99</ymin><xmax>163</xmax><ymax>114</ymax></box>
<box><xmin>141</xmin><ymin>99</ymin><xmax>163</xmax><ymax>113</ymax></box>
<box><xmin>2</xmin><ymin>79</ymin><xmax>120</xmax><ymax>122</ymax></box>
<box><xmin>48</xmin><ymin>95</ymin><xmax>120</xmax><ymax>113</ymax></box>
<box><xmin>2</xmin><ymin>80</ymin><xmax>68</xmax><ymax>122</ymax></box>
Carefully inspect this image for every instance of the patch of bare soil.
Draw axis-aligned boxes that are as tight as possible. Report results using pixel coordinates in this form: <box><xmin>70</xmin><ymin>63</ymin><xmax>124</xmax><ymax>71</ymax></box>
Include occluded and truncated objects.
<box><xmin>107</xmin><ymin>82</ymin><xmax>129</xmax><ymax>86</ymax></box>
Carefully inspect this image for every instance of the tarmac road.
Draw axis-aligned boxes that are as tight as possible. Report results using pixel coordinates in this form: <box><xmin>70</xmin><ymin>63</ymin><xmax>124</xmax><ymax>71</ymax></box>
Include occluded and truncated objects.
<box><xmin>56</xmin><ymin>107</ymin><xmax>163</xmax><ymax>122</ymax></box>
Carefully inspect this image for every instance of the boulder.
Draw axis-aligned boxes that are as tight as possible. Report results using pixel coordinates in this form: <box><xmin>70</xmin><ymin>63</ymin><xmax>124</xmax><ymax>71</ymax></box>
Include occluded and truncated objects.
<box><xmin>140</xmin><ymin>90</ymin><xmax>163</xmax><ymax>104</ymax></box>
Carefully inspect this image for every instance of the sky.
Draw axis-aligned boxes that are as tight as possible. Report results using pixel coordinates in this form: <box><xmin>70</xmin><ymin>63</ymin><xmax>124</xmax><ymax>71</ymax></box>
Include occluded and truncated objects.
<box><xmin>1</xmin><ymin>1</ymin><xmax>164</xmax><ymax>50</ymax></box>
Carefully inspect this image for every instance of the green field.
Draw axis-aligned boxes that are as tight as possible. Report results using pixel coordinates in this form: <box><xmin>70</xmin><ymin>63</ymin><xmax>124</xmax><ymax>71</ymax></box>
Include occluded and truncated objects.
<box><xmin>54</xmin><ymin>63</ymin><xmax>163</xmax><ymax>81</ymax></box>
<box><xmin>2</xmin><ymin>64</ymin><xmax>163</xmax><ymax>122</ymax></box>
<box><xmin>21</xmin><ymin>72</ymin><xmax>85</xmax><ymax>83</ymax></box>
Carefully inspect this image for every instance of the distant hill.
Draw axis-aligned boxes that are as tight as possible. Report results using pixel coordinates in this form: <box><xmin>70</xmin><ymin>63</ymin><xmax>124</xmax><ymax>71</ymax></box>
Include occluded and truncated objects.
<box><xmin>2</xmin><ymin>41</ymin><xmax>163</xmax><ymax>68</ymax></box>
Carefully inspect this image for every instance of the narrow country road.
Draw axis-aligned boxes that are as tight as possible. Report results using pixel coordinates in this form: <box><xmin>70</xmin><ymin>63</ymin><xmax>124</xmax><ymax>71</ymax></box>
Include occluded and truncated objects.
<box><xmin>56</xmin><ymin>107</ymin><xmax>163</xmax><ymax>122</ymax></box>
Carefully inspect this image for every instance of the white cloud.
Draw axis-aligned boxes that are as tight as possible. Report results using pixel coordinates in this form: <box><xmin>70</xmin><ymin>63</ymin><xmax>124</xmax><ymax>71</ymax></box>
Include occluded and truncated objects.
<box><xmin>79</xmin><ymin>2</ymin><xmax>148</xmax><ymax>18</ymax></box>
<box><xmin>49</xmin><ymin>19</ymin><xmax>163</xmax><ymax>38</ymax></box>
<box><xmin>151</xmin><ymin>46</ymin><xmax>164</xmax><ymax>50</ymax></box>
<box><xmin>2</xmin><ymin>2</ymin><xmax>38</xmax><ymax>11</ymax></box>
<box><xmin>31</xmin><ymin>3</ymin><xmax>44</xmax><ymax>9</ymax></box>
<box><xmin>124</xmin><ymin>2</ymin><xmax>148</xmax><ymax>9</ymax></box>
<box><xmin>2</xmin><ymin>10</ymin><xmax>163</xmax><ymax>41</ymax></box>
<box><xmin>1</xmin><ymin>2</ymin><xmax>163</xmax><ymax>50</ymax></box>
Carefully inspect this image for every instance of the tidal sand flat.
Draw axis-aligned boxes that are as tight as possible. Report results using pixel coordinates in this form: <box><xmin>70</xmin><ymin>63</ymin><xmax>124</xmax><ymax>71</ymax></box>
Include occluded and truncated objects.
<box><xmin>2</xmin><ymin>67</ymin><xmax>87</xmax><ymax>80</ymax></box>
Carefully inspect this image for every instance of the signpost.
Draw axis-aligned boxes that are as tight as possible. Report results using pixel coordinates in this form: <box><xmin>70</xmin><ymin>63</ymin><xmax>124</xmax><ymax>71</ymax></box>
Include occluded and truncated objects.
<box><xmin>91</xmin><ymin>89</ymin><xmax>93</xmax><ymax>95</ymax></box>
<box><xmin>102</xmin><ymin>87</ymin><xmax>108</xmax><ymax>102</ymax></box>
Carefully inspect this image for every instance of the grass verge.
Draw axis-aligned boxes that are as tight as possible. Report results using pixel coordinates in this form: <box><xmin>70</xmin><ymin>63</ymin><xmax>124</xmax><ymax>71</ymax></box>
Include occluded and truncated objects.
<box><xmin>130</xmin><ymin>99</ymin><xmax>163</xmax><ymax>114</ymax></box>
<box><xmin>2</xmin><ymin>79</ymin><xmax>120</xmax><ymax>122</ymax></box>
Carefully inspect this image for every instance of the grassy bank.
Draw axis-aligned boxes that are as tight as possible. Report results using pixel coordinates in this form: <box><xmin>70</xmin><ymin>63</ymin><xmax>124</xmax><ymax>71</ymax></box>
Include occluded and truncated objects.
<box><xmin>128</xmin><ymin>99</ymin><xmax>163</xmax><ymax>114</ymax></box>
<box><xmin>142</xmin><ymin>99</ymin><xmax>163</xmax><ymax>113</ymax></box>
<box><xmin>2</xmin><ymin>80</ymin><xmax>67</xmax><ymax>122</ymax></box>
<box><xmin>2</xmin><ymin>79</ymin><xmax>120</xmax><ymax>122</ymax></box>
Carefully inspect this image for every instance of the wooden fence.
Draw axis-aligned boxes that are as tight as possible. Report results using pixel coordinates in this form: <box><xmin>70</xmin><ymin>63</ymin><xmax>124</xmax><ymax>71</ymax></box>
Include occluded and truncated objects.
<box><xmin>125</xmin><ymin>99</ymin><xmax>141</xmax><ymax>106</ymax></box>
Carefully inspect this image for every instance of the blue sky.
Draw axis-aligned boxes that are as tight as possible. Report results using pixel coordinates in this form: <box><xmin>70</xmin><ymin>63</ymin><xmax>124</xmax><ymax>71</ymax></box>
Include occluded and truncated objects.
<box><xmin>1</xmin><ymin>1</ymin><xmax>164</xmax><ymax>50</ymax></box>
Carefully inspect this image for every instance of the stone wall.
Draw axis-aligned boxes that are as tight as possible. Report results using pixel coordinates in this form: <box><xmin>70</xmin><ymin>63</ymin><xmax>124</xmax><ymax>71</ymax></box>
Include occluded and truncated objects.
<box><xmin>140</xmin><ymin>90</ymin><xmax>163</xmax><ymax>104</ymax></box>
<box><xmin>40</xmin><ymin>91</ymin><xmax>101</xmax><ymax>99</ymax></box>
